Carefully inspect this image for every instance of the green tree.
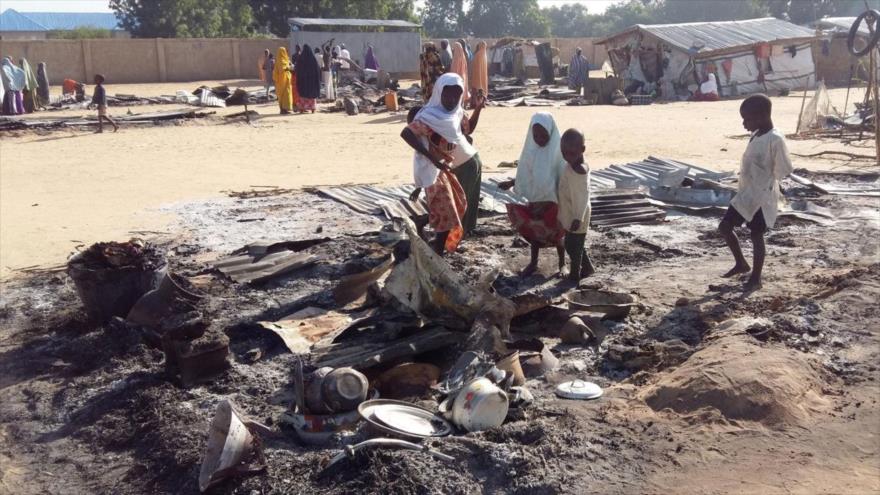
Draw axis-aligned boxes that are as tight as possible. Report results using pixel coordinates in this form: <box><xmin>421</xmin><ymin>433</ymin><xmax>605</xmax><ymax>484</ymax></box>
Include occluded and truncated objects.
<box><xmin>421</xmin><ymin>0</ymin><xmax>465</xmax><ymax>38</ymax></box>
<box><xmin>111</xmin><ymin>0</ymin><xmax>255</xmax><ymax>37</ymax></box>
<box><xmin>657</xmin><ymin>0</ymin><xmax>767</xmax><ymax>23</ymax></box>
<box><xmin>467</xmin><ymin>0</ymin><xmax>550</xmax><ymax>37</ymax></box>
<box><xmin>587</xmin><ymin>0</ymin><xmax>659</xmax><ymax>37</ymax></box>
<box><xmin>760</xmin><ymin>0</ymin><xmax>880</xmax><ymax>24</ymax></box>
<box><xmin>544</xmin><ymin>4</ymin><xmax>596</xmax><ymax>37</ymax></box>
<box><xmin>47</xmin><ymin>27</ymin><xmax>113</xmax><ymax>39</ymax></box>
<box><xmin>249</xmin><ymin>0</ymin><xmax>417</xmax><ymax>38</ymax></box>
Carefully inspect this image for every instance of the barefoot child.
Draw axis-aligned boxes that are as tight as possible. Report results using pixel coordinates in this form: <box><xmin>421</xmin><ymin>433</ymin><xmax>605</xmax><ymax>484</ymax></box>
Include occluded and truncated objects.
<box><xmin>558</xmin><ymin>129</ymin><xmax>596</xmax><ymax>281</ymax></box>
<box><xmin>719</xmin><ymin>94</ymin><xmax>793</xmax><ymax>291</ymax></box>
<box><xmin>500</xmin><ymin>112</ymin><xmax>566</xmax><ymax>277</ymax></box>
<box><xmin>89</xmin><ymin>74</ymin><xmax>117</xmax><ymax>133</ymax></box>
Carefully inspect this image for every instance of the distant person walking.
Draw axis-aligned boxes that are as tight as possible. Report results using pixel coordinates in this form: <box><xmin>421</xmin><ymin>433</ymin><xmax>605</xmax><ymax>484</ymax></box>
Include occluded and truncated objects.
<box><xmin>90</xmin><ymin>74</ymin><xmax>118</xmax><ymax>133</ymax></box>
<box><xmin>274</xmin><ymin>47</ymin><xmax>293</xmax><ymax>114</ymax></box>
<box><xmin>1</xmin><ymin>57</ymin><xmax>25</xmax><ymax>115</ymax></box>
<box><xmin>262</xmin><ymin>49</ymin><xmax>275</xmax><ymax>100</ymax></box>
<box><xmin>569</xmin><ymin>47</ymin><xmax>589</xmax><ymax>96</ymax></box>
<box><xmin>295</xmin><ymin>44</ymin><xmax>321</xmax><ymax>113</ymax></box>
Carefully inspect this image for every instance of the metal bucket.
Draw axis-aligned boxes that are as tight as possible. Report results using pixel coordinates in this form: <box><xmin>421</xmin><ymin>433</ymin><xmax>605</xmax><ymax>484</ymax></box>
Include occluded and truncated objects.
<box><xmin>67</xmin><ymin>251</ymin><xmax>166</xmax><ymax>322</ymax></box>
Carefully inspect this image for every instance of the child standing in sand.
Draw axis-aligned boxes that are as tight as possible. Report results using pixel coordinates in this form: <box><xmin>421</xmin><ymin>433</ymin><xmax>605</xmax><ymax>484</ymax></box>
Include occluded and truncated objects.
<box><xmin>718</xmin><ymin>94</ymin><xmax>793</xmax><ymax>291</ymax></box>
<box><xmin>89</xmin><ymin>74</ymin><xmax>117</xmax><ymax>133</ymax></box>
<box><xmin>557</xmin><ymin>129</ymin><xmax>596</xmax><ymax>281</ymax></box>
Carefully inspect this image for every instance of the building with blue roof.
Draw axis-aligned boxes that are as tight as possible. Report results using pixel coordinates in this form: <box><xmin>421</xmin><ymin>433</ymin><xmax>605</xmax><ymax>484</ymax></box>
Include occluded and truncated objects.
<box><xmin>0</xmin><ymin>8</ymin><xmax>128</xmax><ymax>40</ymax></box>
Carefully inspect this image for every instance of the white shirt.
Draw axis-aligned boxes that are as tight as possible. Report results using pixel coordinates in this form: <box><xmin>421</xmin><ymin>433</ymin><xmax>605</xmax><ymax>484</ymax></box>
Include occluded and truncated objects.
<box><xmin>731</xmin><ymin>129</ymin><xmax>793</xmax><ymax>228</ymax></box>
<box><xmin>557</xmin><ymin>162</ymin><xmax>592</xmax><ymax>234</ymax></box>
<box><xmin>340</xmin><ymin>49</ymin><xmax>351</xmax><ymax>69</ymax></box>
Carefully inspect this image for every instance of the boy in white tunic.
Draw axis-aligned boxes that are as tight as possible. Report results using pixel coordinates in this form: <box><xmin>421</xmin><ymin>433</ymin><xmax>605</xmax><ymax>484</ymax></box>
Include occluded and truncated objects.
<box><xmin>719</xmin><ymin>94</ymin><xmax>793</xmax><ymax>291</ymax></box>
<box><xmin>558</xmin><ymin>129</ymin><xmax>597</xmax><ymax>281</ymax></box>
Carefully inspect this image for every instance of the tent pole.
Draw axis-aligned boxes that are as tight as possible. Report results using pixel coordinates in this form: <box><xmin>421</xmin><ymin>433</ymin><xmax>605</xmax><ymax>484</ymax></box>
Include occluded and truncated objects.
<box><xmin>796</xmin><ymin>76</ymin><xmax>809</xmax><ymax>134</ymax></box>
<box><xmin>843</xmin><ymin>64</ymin><xmax>854</xmax><ymax>116</ymax></box>
<box><xmin>873</xmin><ymin>48</ymin><xmax>880</xmax><ymax>165</ymax></box>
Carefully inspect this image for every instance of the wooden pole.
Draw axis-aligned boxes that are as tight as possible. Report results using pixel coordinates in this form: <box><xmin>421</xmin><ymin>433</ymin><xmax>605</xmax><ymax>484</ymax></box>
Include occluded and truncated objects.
<box><xmin>796</xmin><ymin>75</ymin><xmax>809</xmax><ymax>134</ymax></box>
<box><xmin>872</xmin><ymin>48</ymin><xmax>879</xmax><ymax>165</ymax></box>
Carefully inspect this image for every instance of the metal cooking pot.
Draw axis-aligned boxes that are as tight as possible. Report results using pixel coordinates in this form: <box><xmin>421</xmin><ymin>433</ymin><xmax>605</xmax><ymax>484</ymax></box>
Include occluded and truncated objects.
<box><xmin>451</xmin><ymin>377</ymin><xmax>509</xmax><ymax>432</ymax></box>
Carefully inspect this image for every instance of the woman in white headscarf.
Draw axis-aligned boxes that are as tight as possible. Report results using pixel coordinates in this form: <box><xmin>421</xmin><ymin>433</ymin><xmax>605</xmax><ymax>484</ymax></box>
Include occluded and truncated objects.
<box><xmin>500</xmin><ymin>112</ymin><xmax>567</xmax><ymax>276</ymax></box>
<box><xmin>401</xmin><ymin>73</ymin><xmax>475</xmax><ymax>255</ymax></box>
<box><xmin>691</xmin><ymin>72</ymin><xmax>719</xmax><ymax>101</ymax></box>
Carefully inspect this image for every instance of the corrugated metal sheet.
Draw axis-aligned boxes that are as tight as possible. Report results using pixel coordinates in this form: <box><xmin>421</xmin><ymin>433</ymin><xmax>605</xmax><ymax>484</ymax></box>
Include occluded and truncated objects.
<box><xmin>598</xmin><ymin>17</ymin><xmax>817</xmax><ymax>55</ymax></box>
<box><xmin>20</xmin><ymin>11</ymin><xmax>121</xmax><ymax>30</ymax></box>
<box><xmin>289</xmin><ymin>18</ymin><xmax>420</xmax><ymax>29</ymax></box>
<box><xmin>213</xmin><ymin>250</ymin><xmax>321</xmax><ymax>284</ymax></box>
<box><xmin>0</xmin><ymin>9</ymin><xmax>121</xmax><ymax>31</ymax></box>
<box><xmin>0</xmin><ymin>9</ymin><xmax>47</xmax><ymax>31</ymax></box>
<box><xmin>316</xmin><ymin>184</ymin><xmax>424</xmax><ymax>216</ymax></box>
<box><xmin>198</xmin><ymin>90</ymin><xmax>226</xmax><ymax>108</ymax></box>
<box><xmin>315</xmin><ymin>157</ymin><xmax>737</xmax><ymax>227</ymax></box>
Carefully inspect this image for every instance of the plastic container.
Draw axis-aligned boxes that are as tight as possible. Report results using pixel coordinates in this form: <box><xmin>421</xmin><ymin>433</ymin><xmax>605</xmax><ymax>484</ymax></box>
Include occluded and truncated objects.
<box><xmin>385</xmin><ymin>91</ymin><xmax>399</xmax><ymax>112</ymax></box>
<box><xmin>67</xmin><ymin>251</ymin><xmax>166</xmax><ymax>322</ymax></box>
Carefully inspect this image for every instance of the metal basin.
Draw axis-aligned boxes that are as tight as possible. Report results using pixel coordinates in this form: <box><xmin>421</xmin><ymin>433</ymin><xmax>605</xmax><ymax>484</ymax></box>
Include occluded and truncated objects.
<box><xmin>564</xmin><ymin>289</ymin><xmax>638</xmax><ymax>319</ymax></box>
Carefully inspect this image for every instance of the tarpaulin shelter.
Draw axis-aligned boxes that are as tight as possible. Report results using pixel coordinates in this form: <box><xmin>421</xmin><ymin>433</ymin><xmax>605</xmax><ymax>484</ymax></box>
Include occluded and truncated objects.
<box><xmin>595</xmin><ymin>17</ymin><xmax>819</xmax><ymax>100</ymax></box>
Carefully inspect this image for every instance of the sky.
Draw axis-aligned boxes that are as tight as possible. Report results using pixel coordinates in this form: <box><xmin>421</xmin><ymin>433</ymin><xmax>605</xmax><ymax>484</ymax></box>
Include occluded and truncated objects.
<box><xmin>0</xmin><ymin>0</ymin><xmax>617</xmax><ymax>14</ymax></box>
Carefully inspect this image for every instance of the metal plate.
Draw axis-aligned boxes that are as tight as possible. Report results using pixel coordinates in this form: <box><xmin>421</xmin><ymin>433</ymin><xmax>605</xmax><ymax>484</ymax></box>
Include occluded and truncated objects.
<box><xmin>374</xmin><ymin>407</ymin><xmax>443</xmax><ymax>437</ymax></box>
<box><xmin>358</xmin><ymin>399</ymin><xmax>451</xmax><ymax>439</ymax></box>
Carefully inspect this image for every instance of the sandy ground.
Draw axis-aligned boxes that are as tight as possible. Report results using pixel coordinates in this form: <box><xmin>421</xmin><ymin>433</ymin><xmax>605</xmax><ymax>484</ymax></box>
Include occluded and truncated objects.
<box><xmin>0</xmin><ymin>80</ymin><xmax>872</xmax><ymax>275</ymax></box>
<box><xmin>0</xmin><ymin>168</ymin><xmax>877</xmax><ymax>494</ymax></box>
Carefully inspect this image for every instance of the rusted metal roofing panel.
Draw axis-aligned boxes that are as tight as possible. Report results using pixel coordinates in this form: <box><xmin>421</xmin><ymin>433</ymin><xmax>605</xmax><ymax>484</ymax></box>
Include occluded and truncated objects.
<box><xmin>597</xmin><ymin>18</ymin><xmax>818</xmax><ymax>56</ymax></box>
<box><xmin>213</xmin><ymin>251</ymin><xmax>321</xmax><ymax>284</ymax></box>
<box><xmin>316</xmin><ymin>184</ymin><xmax>421</xmax><ymax>215</ymax></box>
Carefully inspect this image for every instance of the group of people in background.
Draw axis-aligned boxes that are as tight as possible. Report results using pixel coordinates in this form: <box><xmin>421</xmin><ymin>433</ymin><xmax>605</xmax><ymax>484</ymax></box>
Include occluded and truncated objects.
<box><xmin>1</xmin><ymin>57</ymin><xmax>50</xmax><ymax>115</ymax></box>
<box><xmin>263</xmin><ymin>44</ymin><xmax>321</xmax><ymax>114</ymax></box>
<box><xmin>420</xmin><ymin>39</ymin><xmax>489</xmax><ymax>110</ymax></box>
<box><xmin>260</xmin><ymin>42</ymin><xmax>382</xmax><ymax>115</ymax></box>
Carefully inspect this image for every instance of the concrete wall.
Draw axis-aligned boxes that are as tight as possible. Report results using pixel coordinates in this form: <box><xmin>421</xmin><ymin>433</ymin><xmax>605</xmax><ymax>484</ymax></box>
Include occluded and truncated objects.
<box><xmin>0</xmin><ymin>36</ymin><xmax>605</xmax><ymax>85</ymax></box>
<box><xmin>0</xmin><ymin>31</ymin><xmax>48</xmax><ymax>40</ymax></box>
<box><xmin>290</xmin><ymin>31</ymin><xmax>421</xmax><ymax>74</ymax></box>
<box><xmin>0</xmin><ymin>37</ymin><xmax>290</xmax><ymax>85</ymax></box>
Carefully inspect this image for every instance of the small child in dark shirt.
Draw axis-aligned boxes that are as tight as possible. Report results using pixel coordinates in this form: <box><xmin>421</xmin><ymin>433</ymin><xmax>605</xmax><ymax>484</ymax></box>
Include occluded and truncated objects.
<box><xmin>89</xmin><ymin>74</ymin><xmax>117</xmax><ymax>133</ymax></box>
